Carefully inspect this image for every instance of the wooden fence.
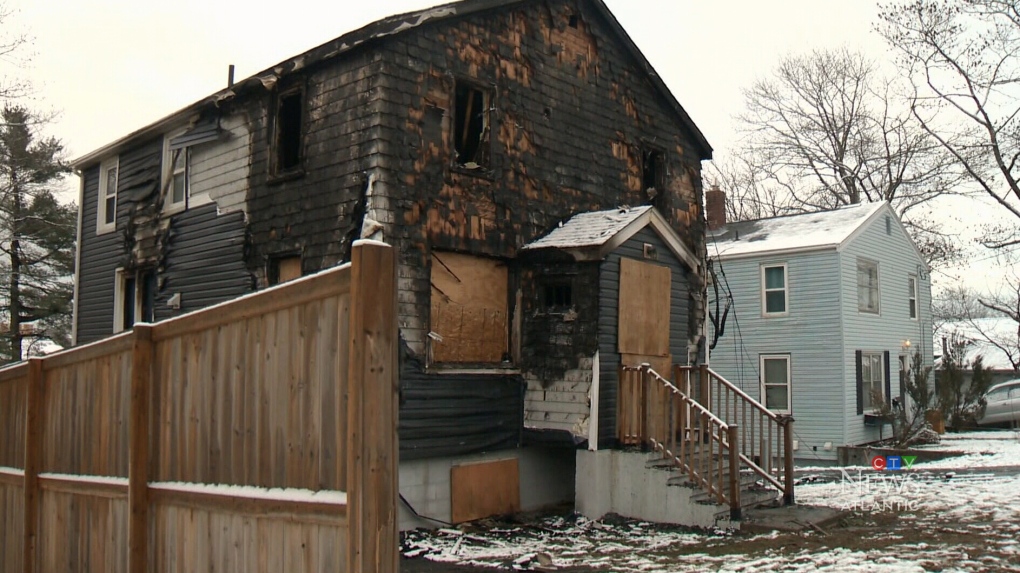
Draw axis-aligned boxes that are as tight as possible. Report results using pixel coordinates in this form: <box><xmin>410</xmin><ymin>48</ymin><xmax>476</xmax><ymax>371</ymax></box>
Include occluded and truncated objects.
<box><xmin>0</xmin><ymin>242</ymin><xmax>398</xmax><ymax>573</ymax></box>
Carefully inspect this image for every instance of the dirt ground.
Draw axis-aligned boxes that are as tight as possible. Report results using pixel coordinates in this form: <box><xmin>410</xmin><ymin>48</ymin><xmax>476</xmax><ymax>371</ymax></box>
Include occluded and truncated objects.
<box><xmin>400</xmin><ymin>508</ymin><xmax>1020</xmax><ymax>572</ymax></box>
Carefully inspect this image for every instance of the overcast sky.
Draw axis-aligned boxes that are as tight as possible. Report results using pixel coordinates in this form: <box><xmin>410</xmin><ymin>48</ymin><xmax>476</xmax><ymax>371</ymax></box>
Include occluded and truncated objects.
<box><xmin>10</xmin><ymin>0</ymin><xmax>997</xmax><ymax>290</ymax></box>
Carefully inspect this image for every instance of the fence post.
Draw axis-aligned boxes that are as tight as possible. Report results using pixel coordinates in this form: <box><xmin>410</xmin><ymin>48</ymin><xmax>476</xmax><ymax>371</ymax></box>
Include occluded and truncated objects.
<box><xmin>727</xmin><ymin>425</ymin><xmax>740</xmax><ymax>521</ymax></box>
<box><xmin>782</xmin><ymin>417</ymin><xmax>796</xmax><ymax>505</ymax></box>
<box><xmin>128</xmin><ymin>325</ymin><xmax>154</xmax><ymax>573</ymax></box>
<box><xmin>23</xmin><ymin>358</ymin><xmax>43</xmax><ymax>573</ymax></box>
<box><xmin>346</xmin><ymin>242</ymin><xmax>399</xmax><ymax>573</ymax></box>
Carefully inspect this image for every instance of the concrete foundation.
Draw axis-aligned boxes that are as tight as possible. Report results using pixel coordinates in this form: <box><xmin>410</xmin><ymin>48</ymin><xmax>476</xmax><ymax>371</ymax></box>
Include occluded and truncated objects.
<box><xmin>398</xmin><ymin>446</ymin><xmax>576</xmax><ymax>531</ymax></box>
<box><xmin>575</xmin><ymin>450</ymin><xmax>728</xmax><ymax>529</ymax></box>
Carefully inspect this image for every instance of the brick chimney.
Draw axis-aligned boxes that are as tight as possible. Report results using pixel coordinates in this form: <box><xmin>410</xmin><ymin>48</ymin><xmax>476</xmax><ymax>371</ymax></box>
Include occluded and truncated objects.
<box><xmin>705</xmin><ymin>185</ymin><xmax>726</xmax><ymax>230</ymax></box>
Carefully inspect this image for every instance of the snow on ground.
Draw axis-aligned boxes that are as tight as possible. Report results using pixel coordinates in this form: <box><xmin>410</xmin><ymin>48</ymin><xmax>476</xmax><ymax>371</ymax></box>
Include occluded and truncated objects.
<box><xmin>403</xmin><ymin>430</ymin><xmax>1020</xmax><ymax>572</ymax></box>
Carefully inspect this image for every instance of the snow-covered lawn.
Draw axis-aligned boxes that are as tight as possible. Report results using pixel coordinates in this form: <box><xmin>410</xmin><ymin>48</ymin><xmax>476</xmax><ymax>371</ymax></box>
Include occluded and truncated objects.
<box><xmin>402</xmin><ymin>430</ymin><xmax>1020</xmax><ymax>572</ymax></box>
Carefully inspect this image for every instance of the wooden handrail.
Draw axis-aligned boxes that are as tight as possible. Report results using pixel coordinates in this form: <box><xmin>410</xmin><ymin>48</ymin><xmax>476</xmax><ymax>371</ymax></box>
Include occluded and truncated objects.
<box><xmin>677</xmin><ymin>365</ymin><xmax>779</xmax><ymax>422</ymax></box>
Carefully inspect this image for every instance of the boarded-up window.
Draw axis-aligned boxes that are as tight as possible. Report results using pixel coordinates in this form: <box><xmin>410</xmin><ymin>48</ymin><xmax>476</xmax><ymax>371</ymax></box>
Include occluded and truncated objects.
<box><xmin>430</xmin><ymin>251</ymin><xmax>508</xmax><ymax>364</ymax></box>
<box><xmin>618</xmin><ymin>257</ymin><xmax>671</xmax><ymax>357</ymax></box>
<box><xmin>268</xmin><ymin>256</ymin><xmax>302</xmax><ymax>286</ymax></box>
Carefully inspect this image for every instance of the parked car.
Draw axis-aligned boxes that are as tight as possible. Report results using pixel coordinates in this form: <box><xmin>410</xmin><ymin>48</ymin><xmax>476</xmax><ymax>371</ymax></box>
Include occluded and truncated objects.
<box><xmin>978</xmin><ymin>380</ymin><xmax>1020</xmax><ymax>427</ymax></box>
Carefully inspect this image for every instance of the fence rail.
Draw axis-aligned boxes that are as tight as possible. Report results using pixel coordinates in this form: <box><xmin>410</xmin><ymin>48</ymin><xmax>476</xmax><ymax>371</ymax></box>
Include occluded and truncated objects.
<box><xmin>0</xmin><ymin>242</ymin><xmax>397</xmax><ymax>573</ymax></box>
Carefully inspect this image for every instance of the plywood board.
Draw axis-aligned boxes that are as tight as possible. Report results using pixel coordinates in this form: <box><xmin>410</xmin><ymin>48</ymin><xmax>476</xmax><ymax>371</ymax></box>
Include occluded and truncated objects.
<box><xmin>450</xmin><ymin>458</ymin><xmax>520</xmax><ymax>524</ymax></box>
<box><xmin>618</xmin><ymin>257</ymin><xmax>671</xmax><ymax>356</ymax></box>
<box><xmin>620</xmin><ymin>354</ymin><xmax>672</xmax><ymax>378</ymax></box>
<box><xmin>277</xmin><ymin>257</ymin><xmax>302</xmax><ymax>283</ymax></box>
<box><xmin>430</xmin><ymin>252</ymin><xmax>508</xmax><ymax>363</ymax></box>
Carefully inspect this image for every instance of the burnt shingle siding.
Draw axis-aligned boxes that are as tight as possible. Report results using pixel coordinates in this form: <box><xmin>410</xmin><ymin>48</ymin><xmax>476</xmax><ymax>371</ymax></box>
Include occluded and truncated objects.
<box><xmin>375</xmin><ymin>0</ymin><xmax>705</xmax><ymax>357</ymax></box>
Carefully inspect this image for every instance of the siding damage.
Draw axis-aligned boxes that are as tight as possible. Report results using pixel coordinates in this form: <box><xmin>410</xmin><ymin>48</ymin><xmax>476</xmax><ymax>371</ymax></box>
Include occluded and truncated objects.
<box><xmin>74</xmin><ymin>0</ymin><xmax>711</xmax><ymax>454</ymax></box>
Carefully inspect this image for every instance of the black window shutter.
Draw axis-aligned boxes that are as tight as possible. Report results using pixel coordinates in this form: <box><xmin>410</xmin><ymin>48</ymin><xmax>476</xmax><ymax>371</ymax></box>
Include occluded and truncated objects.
<box><xmin>884</xmin><ymin>350</ymin><xmax>892</xmax><ymax>406</ymax></box>
<box><xmin>855</xmin><ymin>350</ymin><xmax>864</xmax><ymax>415</ymax></box>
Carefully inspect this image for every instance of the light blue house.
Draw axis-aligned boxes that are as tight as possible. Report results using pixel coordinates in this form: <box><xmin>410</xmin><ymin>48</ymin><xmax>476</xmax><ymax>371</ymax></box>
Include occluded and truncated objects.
<box><xmin>706</xmin><ymin>200</ymin><xmax>933</xmax><ymax>463</ymax></box>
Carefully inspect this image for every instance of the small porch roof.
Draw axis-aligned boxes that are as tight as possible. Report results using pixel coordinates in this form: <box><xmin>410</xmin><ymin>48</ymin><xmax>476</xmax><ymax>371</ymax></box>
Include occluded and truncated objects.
<box><xmin>521</xmin><ymin>206</ymin><xmax>701</xmax><ymax>274</ymax></box>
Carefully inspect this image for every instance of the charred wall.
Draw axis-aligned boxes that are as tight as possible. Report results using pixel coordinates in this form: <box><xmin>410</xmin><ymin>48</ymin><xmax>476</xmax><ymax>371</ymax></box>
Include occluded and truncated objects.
<box><xmin>374</xmin><ymin>0</ymin><xmax>706</xmax><ymax>358</ymax></box>
<box><xmin>242</xmin><ymin>49</ymin><xmax>385</xmax><ymax>281</ymax></box>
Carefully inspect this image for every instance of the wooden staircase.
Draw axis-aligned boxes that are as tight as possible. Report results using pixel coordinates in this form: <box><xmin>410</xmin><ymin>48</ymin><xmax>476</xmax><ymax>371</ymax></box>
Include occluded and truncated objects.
<box><xmin>617</xmin><ymin>364</ymin><xmax>795</xmax><ymax>520</ymax></box>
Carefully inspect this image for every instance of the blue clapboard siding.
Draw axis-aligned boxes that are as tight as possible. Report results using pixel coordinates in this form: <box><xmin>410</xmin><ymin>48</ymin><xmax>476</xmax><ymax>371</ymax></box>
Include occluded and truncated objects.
<box><xmin>840</xmin><ymin>210</ymin><xmax>933</xmax><ymax>447</ymax></box>
<box><xmin>709</xmin><ymin>204</ymin><xmax>932</xmax><ymax>460</ymax></box>
<box><xmin>75</xmin><ymin>163</ymin><xmax>123</xmax><ymax>344</ymax></box>
<box><xmin>597</xmin><ymin>227</ymin><xmax>692</xmax><ymax>447</ymax></box>
<box><xmin>708</xmin><ymin>249</ymin><xmax>845</xmax><ymax>463</ymax></box>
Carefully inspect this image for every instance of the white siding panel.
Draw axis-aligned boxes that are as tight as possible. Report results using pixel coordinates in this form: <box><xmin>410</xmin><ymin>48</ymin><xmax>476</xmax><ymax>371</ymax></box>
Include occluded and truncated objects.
<box><xmin>189</xmin><ymin>113</ymin><xmax>252</xmax><ymax>216</ymax></box>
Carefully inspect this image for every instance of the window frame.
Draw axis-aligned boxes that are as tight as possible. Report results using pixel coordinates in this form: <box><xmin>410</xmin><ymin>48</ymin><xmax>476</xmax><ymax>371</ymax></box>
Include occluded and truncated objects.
<box><xmin>451</xmin><ymin>78</ymin><xmax>493</xmax><ymax>172</ymax></box>
<box><xmin>761</xmin><ymin>263</ymin><xmax>788</xmax><ymax>317</ymax></box>
<box><xmin>861</xmin><ymin>351</ymin><xmax>885</xmax><ymax>412</ymax></box>
<box><xmin>96</xmin><ymin>156</ymin><xmax>119</xmax><ymax>235</ymax></box>
<box><xmin>759</xmin><ymin>354</ymin><xmax>792</xmax><ymax>414</ymax></box>
<box><xmin>271</xmin><ymin>86</ymin><xmax>306</xmax><ymax>178</ymax></box>
<box><xmin>114</xmin><ymin>268</ymin><xmax>156</xmax><ymax>334</ymax></box>
<box><xmin>539</xmin><ymin>279</ymin><xmax>574</xmax><ymax>314</ymax></box>
<box><xmin>857</xmin><ymin>258</ymin><xmax>880</xmax><ymax>315</ymax></box>
<box><xmin>162</xmin><ymin>136</ymin><xmax>190</xmax><ymax>215</ymax></box>
<box><xmin>908</xmin><ymin>275</ymin><xmax>918</xmax><ymax>320</ymax></box>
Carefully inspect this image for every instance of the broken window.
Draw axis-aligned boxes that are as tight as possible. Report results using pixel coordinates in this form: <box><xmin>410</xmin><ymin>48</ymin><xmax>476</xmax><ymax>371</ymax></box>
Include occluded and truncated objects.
<box><xmin>453</xmin><ymin>81</ymin><xmax>491</xmax><ymax>169</ymax></box>
<box><xmin>642</xmin><ymin>147</ymin><xmax>665</xmax><ymax>199</ymax></box>
<box><xmin>541</xmin><ymin>281</ymin><xmax>573</xmax><ymax>312</ymax></box>
<box><xmin>268</xmin><ymin>255</ymin><xmax>302</xmax><ymax>286</ymax></box>
<box><xmin>114</xmin><ymin>268</ymin><xmax>156</xmax><ymax>333</ymax></box>
<box><xmin>429</xmin><ymin>251</ymin><xmax>508</xmax><ymax>364</ymax></box>
<box><xmin>274</xmin><ymin>89</ymin><xmax>304</xmax><ymax>174</ymax></box>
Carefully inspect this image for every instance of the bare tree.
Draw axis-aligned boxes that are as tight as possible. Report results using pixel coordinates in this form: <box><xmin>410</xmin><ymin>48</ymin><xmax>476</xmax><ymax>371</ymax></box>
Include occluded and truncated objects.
<box><xmin>722</xmin><ymin>47</ymin><xmax>969</xmax><ymax>268</ymax></box>
<box><xmin>878</xmin><ymin>0</ymin><xmax>1020</xmax><ymax>249</ymax></box>
<box><xmin>703</xmin><ymin>154</ymin><xmax>797</xmax><ymax>222</ymax></box>
<box><xmin>0</xmin><ymin>3</ymin><xmax>31</xmax><ymax>103</ymax></box>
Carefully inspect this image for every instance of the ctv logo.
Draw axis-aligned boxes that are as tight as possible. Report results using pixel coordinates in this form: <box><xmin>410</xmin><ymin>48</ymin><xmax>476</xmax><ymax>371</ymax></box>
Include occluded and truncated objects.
<box><xmin>871</xmin><ymin>455</ymin><xmax>917</xmax><ymax>471</ymax></box>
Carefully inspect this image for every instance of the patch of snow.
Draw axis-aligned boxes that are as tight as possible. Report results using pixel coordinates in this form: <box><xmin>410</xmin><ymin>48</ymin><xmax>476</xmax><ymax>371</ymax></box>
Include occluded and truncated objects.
<box><xmin>38</xmin><ymin>472</ymin><xmax>129</xmax><ymax>486</ymax></box>
<box><xmin>710</xmin><ymin>202</ymin><xmax>885</xmax><ymax>258</ymax></box>
<box><xmin>148</xmin><ymin>481</ymin><xmax>347</xmax><ymax>504</ymax></box>
<box><xmin>0</xmin><ymin>466</ymin><xmax>24</xmax><ymax>477</ymax></box>
<box><xmin>934</xmin><ymin>318</ymin><xmax>1020</xmax><ymax>370</ymax></box>
<box><xmin>352</xmin><ymin>237</ymin><xmax>390</xmax><ymax>248</ymax></box>
<box><xmin>522</xmin><ymin>206</ymin><xmax>652</xmax><ymax>251</ymax></box>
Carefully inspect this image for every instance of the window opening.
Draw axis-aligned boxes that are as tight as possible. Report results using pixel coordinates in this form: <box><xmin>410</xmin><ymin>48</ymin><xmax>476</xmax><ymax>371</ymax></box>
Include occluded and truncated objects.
<box><xmin>861</xmin><ymin>352</ymin><xmax>885</xmax><ymax>411</ymax></box>
<box><xmin>276</xmin><ymin>90</ymin><xmax>303</xmax><ymax>172</ymax></box>
<box><xmin>97</xmin><ymin>157</ymin><xmax>118</xmax><ymax>234</ymax></box>
<box><xmin>761</xmin><ymin>355</ymin><xmax>791</xmax><ymax>413</ymax></box>
<box><xmin>642</xmin><ymin>148</ymin><xmax>664</xmax><ymax>196</ymax></box>
<box><xmin>908</xmin><ymin>275</ymin><xmax>918</xmax><ymax>319</ymax></box>
<box><xmin>857</xmin><ymin>259</ymin><xmax>879</xmax><ymax>314</ymax></box>
<box><xmin>268</xmin><ymin>255</ymin><xmax>302</xmax><ymax>286</ymax></box>
<box><xmin>541</xmin><ymin>282</ymin><xmax>573</xmax><ymax>312</ymax></box>
<box><xmin>762</xmin><ymin>264</ymin><xmax>787</xmax><ymax>315</ymax></box>
<box><xmin>454</xmin><ymin>81</ymin><xmax>490</xmax><ymax>168</ymax></box>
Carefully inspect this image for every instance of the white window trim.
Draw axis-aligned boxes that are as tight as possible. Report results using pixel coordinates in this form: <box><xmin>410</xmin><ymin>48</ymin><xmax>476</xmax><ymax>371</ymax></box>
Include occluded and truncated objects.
<box><xmin>113</xmin><ymin>268</ymin><xmax>140</xmax><ymax>334</ymax></box>
<box><xmin>96</xmin><ymin>156</ymin><xmax>118</xmax><ymax>235</ymax></box>
<box><xmin>761</xmin><ymin>263</ymin><xmax>788</xmax><ymax>317</ymax></box>
<box><xmin>908</xmin><ymin>274</ymin><xmax>918</xmax><ymax>320</ymax></box>
<box><xmin>861</xmin><ymin>351</ymin><xmax>885</xmax><ymax>413</ymax></box>
<box><xmin>162</xmin><ymin>136</ymin><xmax>187</xmax><ymax>215</ymax></box>
<box><xmin>760</xmin><ymin>354</ymin><xmax>792</xmax><ymax>414</ymax></box>
<box><xmin>857</xmin><ymin>258</ymin><xmax>880</xmax><ymax>315</ymax></box>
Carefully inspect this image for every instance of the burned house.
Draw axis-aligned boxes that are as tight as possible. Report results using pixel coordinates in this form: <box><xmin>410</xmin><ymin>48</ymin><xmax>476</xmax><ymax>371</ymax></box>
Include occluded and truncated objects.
<box><xmin>72</xmin><ymin>0</ymin><xmax>714</xmax><ymax>527</ymax></box>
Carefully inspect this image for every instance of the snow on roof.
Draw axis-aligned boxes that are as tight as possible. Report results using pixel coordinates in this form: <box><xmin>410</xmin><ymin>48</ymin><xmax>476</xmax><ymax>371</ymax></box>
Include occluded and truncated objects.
<box><xmin>934</xmin><ymin>317</ymin><xmax>1019</xmax><ymax>371</ymax></box>
<box><xmin>709</xmin><ymin>202</ymin><xmax>886</xmax><ymax>258</ymax></box>
<box><xmin>522</xmin><ymin>206</ymin><xmax>653</xmax><ymax>251</ymax></box>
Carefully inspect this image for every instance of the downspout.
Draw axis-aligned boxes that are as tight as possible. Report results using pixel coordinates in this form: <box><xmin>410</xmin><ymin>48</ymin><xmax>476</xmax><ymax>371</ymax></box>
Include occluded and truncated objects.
<box><xmin>70</xmin><ymin>172</ymin><xmax>85</xmax><ymax>346</ymax></box>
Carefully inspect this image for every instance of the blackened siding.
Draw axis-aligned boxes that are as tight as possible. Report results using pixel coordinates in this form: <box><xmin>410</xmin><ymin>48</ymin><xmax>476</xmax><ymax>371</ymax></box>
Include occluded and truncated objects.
<box><xmin>154</xmin><ymin>205</ymin><xmax>251</xmax><ymax>320</ymax></box>
<box><xmin>399</xmin><ymin>356</ymin><xmax>524</xmax><ymax>460</ymax></box>
<box><xmin>374</xmin><ymin>0</ymin><xmax>707</xmax><ymax>358</ymax></box>
<box><xmin>597</xmin><ymin>227</ymin><xmax>692</xmax><ymax>446</ymax></box>
<box><xmin>244</xmin><ymin>49</ymin><xmax>384</xmax><ymax>276</ymax></box>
